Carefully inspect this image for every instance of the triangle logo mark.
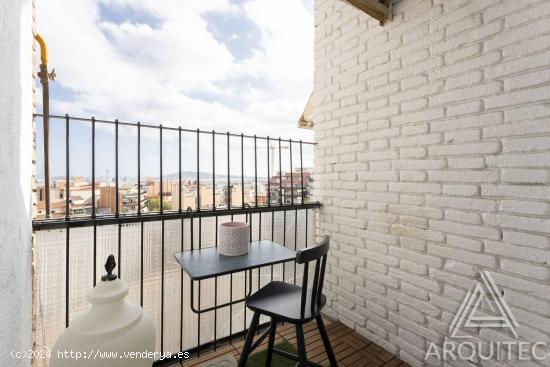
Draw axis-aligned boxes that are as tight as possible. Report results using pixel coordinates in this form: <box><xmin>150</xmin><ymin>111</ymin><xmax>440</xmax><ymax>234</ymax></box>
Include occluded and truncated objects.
<box><xmin>449</xmin><ymin>271</ymin><xmax>518</xmax><ymax>339</ymax></box>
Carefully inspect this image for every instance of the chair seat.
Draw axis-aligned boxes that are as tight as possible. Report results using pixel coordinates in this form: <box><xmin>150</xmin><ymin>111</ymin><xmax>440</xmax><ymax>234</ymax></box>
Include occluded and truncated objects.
<box><xmin>246</xmin><ymin>281</ymin><xmax>326</xmax><ymax>323</ymax></box>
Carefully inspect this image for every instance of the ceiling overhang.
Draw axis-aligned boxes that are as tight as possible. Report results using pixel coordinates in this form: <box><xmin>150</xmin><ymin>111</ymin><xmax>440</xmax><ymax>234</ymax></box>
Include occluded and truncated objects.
<box><xmin>345</xmin><ymin>0</ymin><xmax>392</xmax><ymax>25</ymax></box>
<box><xmin>298</xmin><ymin>92</ymin><xmax>315</xmax><ymax>129</ymax></box>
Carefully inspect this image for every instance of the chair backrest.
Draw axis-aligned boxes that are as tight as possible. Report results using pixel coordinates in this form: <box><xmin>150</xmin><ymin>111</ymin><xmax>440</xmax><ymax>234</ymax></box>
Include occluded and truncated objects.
<box><xmin>295</xmin><ymin>235</ymin><xmax>330</xmax><ymax>318</ymax></box>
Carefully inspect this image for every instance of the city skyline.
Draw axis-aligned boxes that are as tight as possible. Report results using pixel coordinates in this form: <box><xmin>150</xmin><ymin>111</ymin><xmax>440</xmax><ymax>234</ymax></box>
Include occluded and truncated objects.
<box><xmin>35</xmin><ymin>167</ymin><xmax>313</xmax><ymax>218</ymax></box>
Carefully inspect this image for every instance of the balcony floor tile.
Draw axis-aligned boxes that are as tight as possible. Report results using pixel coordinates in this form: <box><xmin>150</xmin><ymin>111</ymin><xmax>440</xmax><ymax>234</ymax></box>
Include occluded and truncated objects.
<box><xmin>179</xmin><ymin>317</ymin><xmax>408</xmax><ymax>367</ymax></box>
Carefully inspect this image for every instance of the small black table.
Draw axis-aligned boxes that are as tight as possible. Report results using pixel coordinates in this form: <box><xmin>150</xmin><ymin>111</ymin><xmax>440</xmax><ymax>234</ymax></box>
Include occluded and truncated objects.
<box><xmin>175</xmin><ymin>240</ymin><xmax>296</xmax><ymax>314</ymax></box>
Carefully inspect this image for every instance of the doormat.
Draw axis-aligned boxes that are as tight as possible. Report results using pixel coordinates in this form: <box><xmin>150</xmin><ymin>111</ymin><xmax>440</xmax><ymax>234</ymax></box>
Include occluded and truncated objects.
<box><xmin>199</xmin><ymin>355</ymin><xmax>238</xmax><ymax>367</ymax></box>
<box><xmin>246</xmin><ymin>340</ymin><xmax>297</xmax><ymax>367</ymax></box>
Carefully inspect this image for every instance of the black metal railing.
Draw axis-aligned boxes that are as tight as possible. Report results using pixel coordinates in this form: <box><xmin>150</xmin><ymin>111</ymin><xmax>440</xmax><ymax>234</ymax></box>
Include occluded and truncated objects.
<box><xmin>31</xmin><ymin>114</ymin><xmax>319</xmax><ymax>366</ymax></box>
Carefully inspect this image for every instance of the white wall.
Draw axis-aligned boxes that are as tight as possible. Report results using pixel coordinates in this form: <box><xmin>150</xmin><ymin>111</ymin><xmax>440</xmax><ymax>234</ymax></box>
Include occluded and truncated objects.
<box><xmin>314</xmin><ymin>0</ymin><xmax>550</xmax><ymax>365</ymax></box>
<box><xmin>0</xmin><ymin>0</ymin><xmax>34</xmax><ymax>365</ymax></box>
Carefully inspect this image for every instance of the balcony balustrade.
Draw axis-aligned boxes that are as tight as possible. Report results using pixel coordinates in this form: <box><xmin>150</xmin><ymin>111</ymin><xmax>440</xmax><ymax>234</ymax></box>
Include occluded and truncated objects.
<box><xmin>32</xmin><ymin>114</ymin><xmax>322</xmax><ymax>366</ymax></box>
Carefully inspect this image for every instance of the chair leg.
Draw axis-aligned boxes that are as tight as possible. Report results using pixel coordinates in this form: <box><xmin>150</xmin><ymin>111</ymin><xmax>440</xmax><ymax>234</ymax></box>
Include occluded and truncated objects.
<box><xmin>238</xmin><ymin>311</ymin><xmax>260</xmax><ymax>367</ymax></box>
<box><xmin>265</xmin><ymin>318</ymin><xmax>277</xmax><ymax>367</ymax></box>
<box><xmin>295</xmin><ymin>323</ymin><xmax>308</xmax><ymax>367</ymax></box>
<box><xmin>316</xmin><ymin>315</ymin><xmax>338</xmax><ymax>367</ymax></box>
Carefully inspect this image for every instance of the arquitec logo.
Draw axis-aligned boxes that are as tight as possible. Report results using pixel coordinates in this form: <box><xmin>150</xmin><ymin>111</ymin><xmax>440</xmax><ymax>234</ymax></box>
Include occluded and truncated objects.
<box><xmin>449</xmin><ymin>271</ymin><xmax>518</xmax><ymax>338</ymax></box>
<box><xmin>425</xmin><ymin>271</ymin><xmax>549</xmax><ymax>362</ymax></box>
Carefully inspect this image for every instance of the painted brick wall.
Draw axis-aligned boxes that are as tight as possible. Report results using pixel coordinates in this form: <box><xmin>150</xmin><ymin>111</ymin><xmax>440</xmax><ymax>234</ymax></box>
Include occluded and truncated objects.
<box><xmin>313</xmin><ymin>0</ymin><xmax>550</xmax><ymax>365</ymax></box>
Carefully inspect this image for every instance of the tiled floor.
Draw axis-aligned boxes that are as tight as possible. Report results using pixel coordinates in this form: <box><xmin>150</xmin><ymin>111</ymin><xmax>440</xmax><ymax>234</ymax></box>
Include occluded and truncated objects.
<box><xmin>179</xmin><ymin>318</ymin><xmax>409</xmax><ymax>367</ymax></box>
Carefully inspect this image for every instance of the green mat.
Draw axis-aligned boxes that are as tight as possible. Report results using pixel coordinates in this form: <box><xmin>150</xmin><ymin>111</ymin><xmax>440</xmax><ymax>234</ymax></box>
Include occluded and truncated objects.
<box><xmin>246</xmin><ymin>340</ymin><xmax>297</xmax><ymax>367</ymax></box>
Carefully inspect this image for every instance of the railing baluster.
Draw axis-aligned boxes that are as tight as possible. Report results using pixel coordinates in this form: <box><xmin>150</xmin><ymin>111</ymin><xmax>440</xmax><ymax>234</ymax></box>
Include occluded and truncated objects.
<box><xmin>91</xmin><ymin>117</ymin><xmax>96</xmax><ymax>218</ymax></box>
<box><xmin>212</xmin><ymin>130</ymin><xmax>216</xmax><ymax>211</ymax></box>
<box><xmin>138</xmin><ymin>122</ymin><xmax>144</xmax><ymax>307</ymax></box>
<box><xmin>244</xmin><ymin>204</ymin><xmax>249</xmax><ymax>336</ymax></box>
<box><xmin>229</xmin><ymin>270</ymin><xmax>233</xmax><ymax>344</ymax></box>
<box><xmin>290</xmin><ymin>139</ymin><xmax>293</xmax><ymax>206</ymax></box>
<box><xmin>227</xmin><ymin>131</ymin><xmax>233</xmax><ymax>345</ymax></box>
<box><xmin>160</xmin><ymin>124</ymin><xmax>165</xmax><ymax>353</ymax></box>
<box><xmin>180</xmin><ymin>216</ymin><xmax>184</xmax><ymax>351</ymax></box>
<box><xmin>115</xmin><ymin>119</ymin><xmax>121</xmax><ymax>278</ymax></box>
<box><xmin>290</xmin><ymin>140</ymin><xmax>296</xmax><ymax>284</ymax></box>
<box><xmin>43</xmin><ymin>114</ymin><xmax>51</xmax><ymax>218</ymax></box>
<box><xmin>254</xmin><ymin>133</ymin><xmax>260</xmax><ymax>313</ymax></box>
<box><xmin>214</xmin><ymin>215</ymin><xmax>218</xmax><ymax>349</ymax></box>
<box><xmin>179</xmin><ymin>126</ymin><xmax>184</xmax><ymax>352</ymax></box>
<box><xmin>257</xmin><ymin>250</ymin><xmax>261</xmax><ymax>289</ymax></box>
<box><xmin>267</xmin><ymin>136</ymin><xmax>270</xmax><ymax>207</ymax></box>
<box><xmin>271</xmin><ymin>210</ymin><xmax>274</xmax><ymax>282</ymax></box>
<box><xmin>283</xmin><ymin>209</ymin><xmax>286</xmax><ymax>284</ymax></box>
<box><xmin>196</xmin><ymin>129</ymin><xmax>200</xmax><ymax>211</ymax></box>
<box><xmin>288</xmin><ymin>139</ymin><xmax>298</xmax><ymax>285</ymax></box>
<box><xmin>267</xmin><ymin>136</ymin><xmax>273</xmax><ymax>282</ymax></box>
<box><xmin>241</xmin><ymin>133</ymin><xmax>244</xmax><ymax>208</ymax></box>
<box><xmin>161</xmin><ymin>218</ymin><xmax>165</xmax><ymax>353</ymax></box>
<box><xmin>300</xmin><ymin>140</ymin><xmax>304</xmax><ymax>205</ymax></box>
<box><xmin>140</xmin><ymin>222</ymin><xmax>144</xmax><ymax>307</ymax></box>
<box><xmin>179</xmin><ymin>127</ymin><xmax>182</xmax><ymax>213</ymax></box>
<box><xmin>115</xmin><ymin>119</ymin><xmax>119</xmax><ymax>216</ymax></box>
<box><xmin>199</xmin><ymin>218</ymin><xmax>202</xmax><ymax>251</ymax></box>
<box><xmin>197</xmin><ymin>128</ymin><xmax>202</xmax><ymax>356</ymax></box>
<box><xmin>65</xmin><ymin>114</ymin><xmax>70</xmax><ymax>327</ymax></box>
<box><xmin>227</xmin><ymin>132</ymin><xmax>231</xmax><ymax>210</ymax></box>
<box><xmin>160</xmin><ymin>125</ymin><xmax>164</xmax><ymax>214</ymax></box>
<box><xmin>254</xmin><ymin>135</ymin><xmax>258</xmax><ymax>208</ymax></box>
<box><xmin>243</xmin><ymin>269</ymin><xmax>247</xmax><ymax>340</ymax></box>
<box><xmin>197</xmin><ymin>278</ymin><xmax>201</xmax><ymax>356</ymax></box>
<box><xmin>65</xmin><ymin>114</ymin><xmax>70</xmax><ymax>219</ymax></box>
<box><xmin>93</xmin><ymin>223</ymin><xmax>97</xmax><ymax>287</ymax></box>
<box><xmin>117</xmin><ymin>222</ymin><xmax>122</xmax><ymax>279</ymax></box>
<box><xmin>294</xmin><ymin>208</ymin><xmax>298</xmax><ymax>285</ymax></box>
<box><xmin>278</xmin><ymin>138</ymin><xmax>282</xmax><ymax>206</ymax></box>
<box><xmin>305</xmin><ymin>209</ymin><xmax>309</xmax><ymax>248</ymax></box>
<box><xmin>138</xmin><ymin>122</ymin><xmax>142</xmax><ymax>215</ymax></box>
<box><xmin>92</xmin><ymin>116</ymin><xmax>97</xmax><ymax>286</ymax></box>
<box><xmin>188</xmin><ymin>206</ymin><xmax>199</xmax><ymax>355</ymax></box>
<box><xmin>197</xmin><ymin>130</ymin><xmax>202</xmax><ymax>355</ymax></box>
<box><xmin>65</xmin><ymin>224</ymin><xmax>70</xmax><ymax>328</ymax></box>
<box><xmin>190</xmin><ymin>209</ymin><xmax>194</xmax><ymax>251</ymax></box>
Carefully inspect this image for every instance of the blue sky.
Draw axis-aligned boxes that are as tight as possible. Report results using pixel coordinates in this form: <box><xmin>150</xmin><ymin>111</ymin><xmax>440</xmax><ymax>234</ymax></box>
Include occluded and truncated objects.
<box><xmin>36</xmin><ymin>0</ymin><xmax>314</xmax><ymax>179</ymax></box>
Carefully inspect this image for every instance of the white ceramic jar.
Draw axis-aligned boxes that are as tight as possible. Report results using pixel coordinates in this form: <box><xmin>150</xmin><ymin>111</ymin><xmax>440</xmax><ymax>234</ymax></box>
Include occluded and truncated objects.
<box><xmin>50</xmin><ymin>256</ymin><xmax>155</xmax><ymax>367</ymax></box>
<box><xmin>218</xmin><ymin>222</ymin><xmax>250</xmax><ymax>256</ymax></box>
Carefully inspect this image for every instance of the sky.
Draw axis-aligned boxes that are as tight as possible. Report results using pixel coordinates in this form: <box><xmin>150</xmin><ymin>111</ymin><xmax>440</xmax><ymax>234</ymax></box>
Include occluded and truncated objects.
<box><xmin>35</xmin><ymin>0</ymin><xmax>315</xmax><ymax>180</ymax></box>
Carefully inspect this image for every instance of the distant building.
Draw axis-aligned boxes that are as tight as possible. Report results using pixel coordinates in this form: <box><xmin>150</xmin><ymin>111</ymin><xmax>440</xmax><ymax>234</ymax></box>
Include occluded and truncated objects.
<box><xmin>221</xmin><ymin>184</ymin><xmax>245</xmax><ymax>208</ymax></box>
<box><xmin>269</xmin><ymin>169</ymin><xmax>311</xmax><ymax>205</ymax></box>
<box><xmin>192</xmin><ymin>184</ymin><xmax>225</xmax><ymax>210</ymax></box>
<box><xmin>171</xmin><ymin>183</ymin><xmax>262</xmax><ymax>211</ymax></box>
<box><xmin>146</xmin><ymin>180</ymin><xmax>179</xmax><ymax>198</ymax></box>
<box><xmin>98</xmin><ymin>186</ymin><xmax>147</xmax><ymax>214</ymax></box>
<box><xmin>68</xmin><ymin>195</ymin><xmax>91</xmax><ymax>216</ymax></box>
<box><xmin>170</xmin><ymin>185</ymin><xmax>196</xmax><ymax>211</ymax></box>
<box><xmin>35</xmin><ymin>179</ymin><xmax>99</xmax><ymax>217</ymax></box>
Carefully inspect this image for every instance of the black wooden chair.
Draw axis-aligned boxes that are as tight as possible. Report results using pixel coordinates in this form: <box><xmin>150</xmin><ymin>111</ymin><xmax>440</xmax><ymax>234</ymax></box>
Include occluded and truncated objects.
<box><xmin>238</xmin><ymin>235</ymin><xmax>337</xmax><ymax>367</ymax></box>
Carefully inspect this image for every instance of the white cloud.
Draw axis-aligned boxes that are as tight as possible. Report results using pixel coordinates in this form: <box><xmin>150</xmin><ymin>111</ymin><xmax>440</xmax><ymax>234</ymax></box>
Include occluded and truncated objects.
<box><xmin>242</xmin><ymin>0</ymin><xmax>314</xmax><ymax>98</ymax></box>
<box><xmin>36</xmin><ymin>0</ymin><xmax>314</xmax><ymax>141</ymax></box>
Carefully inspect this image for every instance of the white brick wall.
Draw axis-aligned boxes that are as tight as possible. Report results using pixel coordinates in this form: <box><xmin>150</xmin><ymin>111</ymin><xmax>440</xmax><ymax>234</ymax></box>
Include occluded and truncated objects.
<box><xmin>313</xmin><ymin>0</ymin><xmax>550</xmax><ymax>365</ymax></box>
